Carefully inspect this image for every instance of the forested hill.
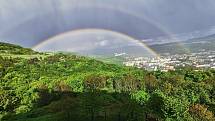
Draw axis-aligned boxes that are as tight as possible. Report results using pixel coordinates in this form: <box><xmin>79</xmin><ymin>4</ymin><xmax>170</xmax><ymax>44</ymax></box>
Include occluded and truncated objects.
<box><xmin>0</xmin><ymin>42</ymin><xmax>38</xmax><ymax>55</ymax></box>
<box><xmin>0</xmin><ymin>42</ymin><xmax>215</xmax><ymax>121</ymax></box>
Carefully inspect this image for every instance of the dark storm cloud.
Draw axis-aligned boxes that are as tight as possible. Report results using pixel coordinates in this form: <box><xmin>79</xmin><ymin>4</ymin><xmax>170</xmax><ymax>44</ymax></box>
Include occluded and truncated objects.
<box><xmin>0</xmin><ymin>0</ymin><xmax>215</xmax><ymax>47</ymax></box>
<box><xmin>141</xmin><ymin>0</ymin><xmax>215</xmax><ymax>33</ymax></box>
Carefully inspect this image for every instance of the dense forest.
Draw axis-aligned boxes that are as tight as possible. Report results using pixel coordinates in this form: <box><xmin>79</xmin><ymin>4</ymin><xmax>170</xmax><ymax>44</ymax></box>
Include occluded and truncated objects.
<box><xmin>0</xmin><ymin>42</ymin><xmax>215</xmax><ymax>121</ymax></box>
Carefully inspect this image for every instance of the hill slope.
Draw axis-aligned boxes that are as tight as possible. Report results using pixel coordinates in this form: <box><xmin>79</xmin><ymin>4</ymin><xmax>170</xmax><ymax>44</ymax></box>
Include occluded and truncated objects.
<box><xmin>0</xmin><ymin>42</ymin><xmax>38</xmax><ymax>55</ymax></box>
<box><xmin>0</xmin><ymin>42</ymin><xmax>215</xmax><ymax>121</ymax></box>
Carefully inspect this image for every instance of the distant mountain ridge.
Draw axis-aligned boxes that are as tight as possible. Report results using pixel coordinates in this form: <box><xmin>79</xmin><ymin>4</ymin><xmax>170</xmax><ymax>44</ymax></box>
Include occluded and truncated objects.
<box><xmin>188</xmin><ymin>34</ymin><xmax>215</xmax><ymax>43</ymax></box>
<box><xmin>149</xmin><ymin>34</ymin><xmax>215</xmax><ymax>55</ymax></box>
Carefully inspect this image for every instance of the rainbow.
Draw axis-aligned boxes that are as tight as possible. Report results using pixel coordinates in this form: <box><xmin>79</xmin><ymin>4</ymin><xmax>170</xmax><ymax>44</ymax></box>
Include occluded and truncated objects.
<box><xmin>33</xmin><ymin>28</ymin><xmax>159</xmax><ymax>57</ymax></box>
<box><xmin>33</xmin><ymin>2</ymin><xmax>190</xmax><ymax>56</ymax></box>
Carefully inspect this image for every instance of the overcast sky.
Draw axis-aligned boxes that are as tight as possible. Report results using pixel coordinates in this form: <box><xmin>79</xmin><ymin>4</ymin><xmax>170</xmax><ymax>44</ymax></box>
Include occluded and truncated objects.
<box><xmin>1</xmin><ymin>0</ymin><xmax>215</xmax><ymax>47</ymax></box>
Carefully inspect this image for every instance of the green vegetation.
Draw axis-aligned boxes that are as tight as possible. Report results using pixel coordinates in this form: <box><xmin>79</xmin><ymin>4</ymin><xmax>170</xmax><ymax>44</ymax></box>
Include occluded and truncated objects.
<box><xmin>91</xmin><ymin>55</ymin><xmax>125</xmax><ymax>65</ymax></box>
<box><xmin>0</xmin><ymin>42</ymin><xmax>215</xmax><ymax>121</ymax></box>
<box><xmin>0</xmin><ymin>42</ymin><xmax>38</xmax><ymax>55</ymax></box>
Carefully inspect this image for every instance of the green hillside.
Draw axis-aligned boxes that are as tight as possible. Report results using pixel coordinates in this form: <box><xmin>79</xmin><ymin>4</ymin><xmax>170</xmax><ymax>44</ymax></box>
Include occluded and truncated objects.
<box><xmin>0</xmin><ymin>42</ymin><xmax>215</xmax><ymax>121</ymax></box>
<box><xmin>0</xmin><ymin>42</ymin><xmax>38</xmax><ymax>55</ymax></box>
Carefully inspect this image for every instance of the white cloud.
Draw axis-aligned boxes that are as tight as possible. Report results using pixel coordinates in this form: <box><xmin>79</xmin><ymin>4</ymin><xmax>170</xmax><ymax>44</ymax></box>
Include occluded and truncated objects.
<box><xmin>95</xmin><ymin>40</ymin><xmax>109</xmax><ymax>46</ymax></box>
